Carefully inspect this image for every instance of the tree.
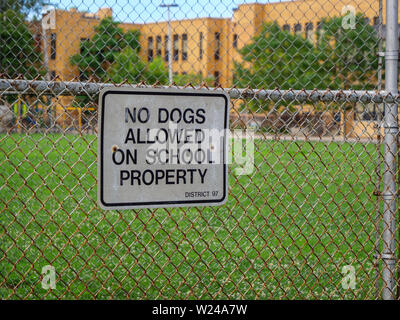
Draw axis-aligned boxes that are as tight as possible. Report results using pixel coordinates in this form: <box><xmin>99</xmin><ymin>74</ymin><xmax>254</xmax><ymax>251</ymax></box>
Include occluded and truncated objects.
<box><xmin>0</xmin><ymin>0</ymin><xmax>47</xmax><ymax>17</ymax></box>
<box><xmin>123</xmin><ymin>30</ymin><xmax>141</xmax><ymax>52</ymax></box>
<box><xmin>233</xmin><ymin>22</ymin><xmax>322</xmax><ymax>112</ymax></box>
<box><xmin>0</xmin><ymin>9</ymin><xmax>43</xmax><ymax>78</ymax></box>
<box><xmin>72</xmin><ymin>18</ymin><xmax>169</xmax><ymax>108</ymax></box>
<box><xmin>107</xmin><ymin>46</ymin><xmax>146</xmax><ymax>83</ymax></box>
<box><xmin>108</xmin><ymin>52</ymin><xmax>168</xmax><ymax>85</ymax></box>
<box><xmin>233</xmin><ymin>16</ymin><xmax>379</xmax><ymax>112</ymax></box>
<box><xmin>234</xmin><ymin>23</ymin><xmax>321</xmax><ymax>91</ymax></box>
<box><xmin>173</xmin><ymin>72</ymin><xmax>214</xmax><ymax>86</ymax></box>
<box><xmin>317</xmin><ymin>14</ymin><xmax>379</xmax><ymax>136</ymax></box>
<box><xmin>317</xmin><ymin>13</ymin><xmax>379</xmax><ymax>90</ymax></box>
<box><xmin>144</xmin><ymin>57</ymin><xmax>168</xmax><ymax>85</ymax></box>
<box><xmin>70</xmin><ymin>18</ymin><xmax>141</xmax><ymax>81</ymax></box>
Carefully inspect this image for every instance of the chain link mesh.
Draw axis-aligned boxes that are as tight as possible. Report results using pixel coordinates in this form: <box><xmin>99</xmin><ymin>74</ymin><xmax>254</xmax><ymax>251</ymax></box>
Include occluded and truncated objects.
<box><xmin>0</xmin><ymin>0</ymin><xmax>398</xmax><ymax>299</ymax></box>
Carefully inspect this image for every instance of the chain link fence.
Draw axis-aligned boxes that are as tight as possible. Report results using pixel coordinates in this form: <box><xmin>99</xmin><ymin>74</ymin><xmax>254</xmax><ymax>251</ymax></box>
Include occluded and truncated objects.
<box><xmin>0</xmin><ymin>0</ymin><xmax>399</xmax><ymax>299</ymax></box>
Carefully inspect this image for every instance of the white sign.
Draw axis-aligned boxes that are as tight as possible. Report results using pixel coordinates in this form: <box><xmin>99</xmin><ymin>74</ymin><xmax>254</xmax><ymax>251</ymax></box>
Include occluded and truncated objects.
<box><xmin>98</xmin><ymin>88</ymin><xmax>229</xmax><ymax>209</ymax></box>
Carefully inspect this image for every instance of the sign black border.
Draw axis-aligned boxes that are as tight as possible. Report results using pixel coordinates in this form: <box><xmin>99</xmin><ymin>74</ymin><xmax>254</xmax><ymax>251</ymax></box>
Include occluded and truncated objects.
<box><xmin>99</xmin><ymin>89</ymin><xmax>229</xmax><ymax>208</ymax></box>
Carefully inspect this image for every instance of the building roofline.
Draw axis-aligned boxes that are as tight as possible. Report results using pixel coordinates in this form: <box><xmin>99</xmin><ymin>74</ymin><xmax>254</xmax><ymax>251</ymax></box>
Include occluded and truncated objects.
<box><xmin>126</xmin><ymin>16</ymin><xmax>230</xmax><ymax>27</ymax></box>
<box><xmin>52</xmin><ymin>8</ymin><xmax>230</xmax><ymax>26</ymax></box>
<box><xmin>236</xmin><ymin>0</ymin><xmax>306</xmax><ymax>8</ymax></box>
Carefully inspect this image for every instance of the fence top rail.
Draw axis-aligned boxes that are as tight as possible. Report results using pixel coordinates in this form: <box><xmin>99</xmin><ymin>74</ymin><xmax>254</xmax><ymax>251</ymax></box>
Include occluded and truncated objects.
<box><xmin>0</xmin><ymin>79</ymin><xmax>397</xmax><ymax>103</ymax></box>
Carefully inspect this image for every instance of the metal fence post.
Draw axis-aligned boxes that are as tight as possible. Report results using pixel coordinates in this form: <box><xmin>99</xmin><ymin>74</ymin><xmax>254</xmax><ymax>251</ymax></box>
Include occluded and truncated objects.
<box><xmin>374</xmin><ymin>0</ymin><xmax>384</xmax><ymax>299</ymax></box>
<box><xmin>382</xmin><ymin>0</ymin><xmax>399</xmax><ymax>300</ymax></box>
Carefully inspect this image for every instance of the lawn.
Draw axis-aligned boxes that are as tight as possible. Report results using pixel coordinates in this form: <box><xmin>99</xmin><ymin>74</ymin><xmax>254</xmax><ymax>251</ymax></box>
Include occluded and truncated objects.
<box><xmin>0</xmin><ymin>133</ymin><xmax>379</xmax><ymax>299</ymax></box>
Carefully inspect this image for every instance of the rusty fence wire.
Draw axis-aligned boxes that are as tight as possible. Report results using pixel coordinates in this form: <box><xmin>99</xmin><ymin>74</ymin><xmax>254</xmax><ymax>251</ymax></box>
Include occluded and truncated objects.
<box><xmin>0</xmin><ymin>0</ymin><xmax>399</xmax><ymax>299</ymax></box>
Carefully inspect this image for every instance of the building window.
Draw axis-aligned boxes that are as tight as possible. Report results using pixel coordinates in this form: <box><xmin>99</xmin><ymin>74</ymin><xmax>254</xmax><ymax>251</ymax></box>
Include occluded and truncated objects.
<box><xmin>294</xmin><ymin>23</ymin><xmax>301</xmax><ymax>34</ymax></box>
<box><xmin>364</xmin><ymin>17</ymin><xmax>370</xmax><ymax>25</ymax></box>
<box><xmin>147</xmin><ymin>36</ymin><xmax>153</xmax><ymax>62</ymax></box>
<box><xmin>316</xmin><ymin>21</ymin><xmax>325</xmax><ymax>42</ymax></box>
<box><xmin>283</xmin><ymin>24</ymin><xmax>290</xmax><ymax>32</ymax></box>
<box><xmin>181</xmin><ymin>33</ymin><xmax>188</xmax><ymax>61</ymax></box>
<box><xmin>305</xmin><ymin>22</ymin><xmax>313</xmax><ymax>42</ymax></box>
<box><xmin>156</xmin><ymin>35</ymin><xmax>162</xmax><ymax>56</ymax></box>
<box><xmin>173</xmin><ymin>34</ymin><xmax>179</xmax><ymax>61</ymax></box>
<box><xmin>214</xmin><ymin>71</ymin><xmax>220</xmax><ymax>87</ymax></box>
<box><xmin>199</xmin><ymin>32</ymin><xmax>203</xmax><ymax>59</ymax></box>
<box><xmin>50</xmin><ymin>33</ymin><xmax>56</xmax><ymax>60</ymax></box>
<box><xmin>214</xmin><ymin>32</ymin><xmax>220</xmax><ymax>60</ymax></box>
<box><xmin>233</xmin><ymin>34</ymin><xmax>238</xmax><ymax>49</ymax></box>
<box><xmin>50</xmin><ymin>70</ymin><xmax>56</xmax><ymax>80</ymax></box>
<box><xmin>164</xmin><ymin>35</ymin><xmax>169</xmax><ymax>62</ymax></box>
<box><xmin>373</xmin><ymin>16</ymin><xmax>380</xmax><ymax>26</ymax></box>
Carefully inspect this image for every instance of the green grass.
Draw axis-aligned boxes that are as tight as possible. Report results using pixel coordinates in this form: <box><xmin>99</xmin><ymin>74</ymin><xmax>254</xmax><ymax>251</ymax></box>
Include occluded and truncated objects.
<box><xmin>0</xmin><ymin>133</ymin><xmax>379</xmax><ymax>299</ymax></box>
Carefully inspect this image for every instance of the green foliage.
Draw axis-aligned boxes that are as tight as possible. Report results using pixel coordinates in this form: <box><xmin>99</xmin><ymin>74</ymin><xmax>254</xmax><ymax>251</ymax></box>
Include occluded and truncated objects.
<box><xmin>0</xmin><ymin>0</ymin><xmax>47</xmax><ymax>17</ymax></box>
<box><xmin>107</xmin><ymin>47</ymin><xmax>146</xmax><ymax>83</ymax></box>
<box><xmin>123</xmin><ymin>30</ymin><xmax>141</xmax><ymax>52</ymax></box>
<box><xmin>234</xmin><ymin>23</ymin><xmax>321</xmax><ymax>90</ymax></box>
<box><xmin>71</xmin><ymin>18</ymin><xmax>168</xmax><ymax>86</ymax></box>
<box><xmin>317</xmin><ymin>13</ymin><xmax>379</xmax><ymax>90</ymax></box>
<box><xmin>70</xmin><ymin>18</ymin><xmax>141</xmax><ymax>82</ymax></box>
<box><xmin>144</xmin><ymin>57</ymin><xmax>168</xmax><ymax>84</ymax></box>
<box><xmin>108</xmin><ymin>52</ymin><xmax>168</xmax><ymax>85</ymax></box>
<box><xmin>233</xmin><ymin>15</ymin><xmax>379</xmax><ymax>111</ymax></box>
<box><xmin>173</xmin><ymin>72</ymin><xmax>214</xmax><ymax>86</ymax></box>
<box><xmin>0</xmin><ymin>9</ymin><xmax>43</xmax><ymax>79</ymax></box>
<box><xmin>72</xmin><ymin>18</ymin><xmax>169</xmax><ymax>107</ymax></box>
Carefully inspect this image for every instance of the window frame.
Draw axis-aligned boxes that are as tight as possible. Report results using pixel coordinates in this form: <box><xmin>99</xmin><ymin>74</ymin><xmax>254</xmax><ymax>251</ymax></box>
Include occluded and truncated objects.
<box><xmin>214</xmin><ymin>32</ymin><xmax>221</xmax><ymax>61</ymax></box>
<box><xmin>156</xmin><ymin>35</ymin><xmax>162</xmax><ymax>57</ymax></box>
<box><xmin>199</xmin><ymin>32</ymin><xmax>203</xmax><ymax>59</ymax></box>
<box><xmin>233</xmin><ymin>34</ymin><xmax>238</xmax><ymax>49</ymax></box>
<box><xmin>50</xmin><ymin>33</ymin><xmax>56</xmax><ymax>60</ymax></box>
<box><xmin>181</xmin><ymin>33</ymin><xmax>188</xmax><ymax>61</ymax></box>
<box><xmin>147</xmin><ymin>36</ymin><xmax>154</xmax><ymax>62</ymax></box>
<box><xmin>173</xmin><ymin>34</ymin><xmax>179</xmax><ymax>61</ymax></box>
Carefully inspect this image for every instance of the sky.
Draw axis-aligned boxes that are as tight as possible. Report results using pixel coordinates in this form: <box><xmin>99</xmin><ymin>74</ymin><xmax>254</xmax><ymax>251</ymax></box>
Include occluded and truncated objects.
<box><xmin>52</xmin><ymin>0</ymin><xmax>283</xmax><ymax>23</ymax></box>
